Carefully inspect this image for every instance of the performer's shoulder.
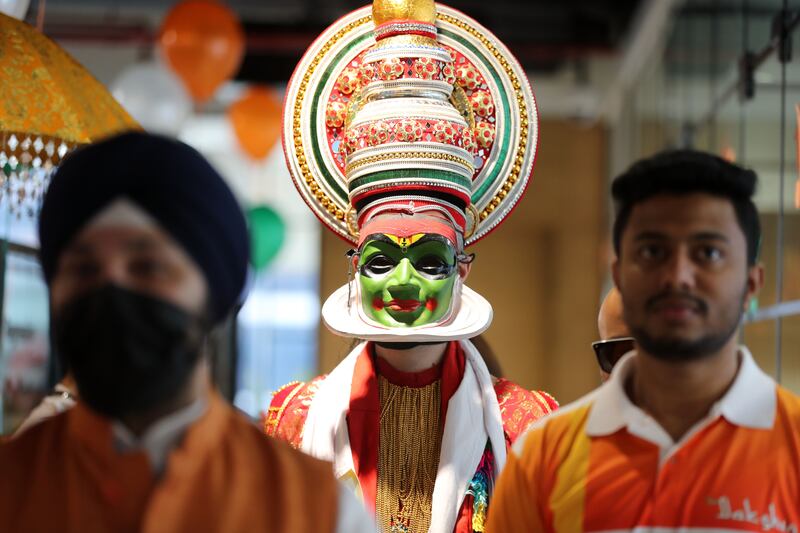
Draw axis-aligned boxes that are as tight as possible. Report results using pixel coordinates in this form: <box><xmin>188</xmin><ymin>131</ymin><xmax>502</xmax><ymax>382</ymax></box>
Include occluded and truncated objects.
<box><xmin>493</xmin><ymin>378</ymin><xmax>558</xmax><ymax>415</ymax></box>
<box><xmin>511</xmin><ymin>389</ymin><xmax>604</xmax><ymax>462</ymax></box>
<box><xmin>493</xmin><ymin>377</ymin><xmax>558</xmax><ymax>447</ymax></box>
<box><xmin>263</xmin><ymin>375</ymin><xmax>326</xmax><ymax>448</ymax></box>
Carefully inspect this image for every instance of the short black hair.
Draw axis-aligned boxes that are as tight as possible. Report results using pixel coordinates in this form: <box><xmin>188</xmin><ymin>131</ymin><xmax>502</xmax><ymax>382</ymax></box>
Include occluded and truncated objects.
<box><xmin>611</xmin><ymin>149</ymin><xmax>761</xmax><ymax>266</ymax></box>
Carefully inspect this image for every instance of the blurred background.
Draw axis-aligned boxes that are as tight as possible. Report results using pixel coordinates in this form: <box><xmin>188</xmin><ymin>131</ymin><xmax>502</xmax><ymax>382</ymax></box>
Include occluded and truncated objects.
<box><xmin>1</xmin><ymin>0</ymin><xmax>798</xmax><ymax>434</ymax></box>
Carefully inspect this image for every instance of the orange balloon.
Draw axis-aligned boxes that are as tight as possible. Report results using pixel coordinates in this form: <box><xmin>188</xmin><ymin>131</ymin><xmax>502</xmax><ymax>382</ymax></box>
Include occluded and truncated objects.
<box><xmin>159</xmin><ymin>0</ymin><xmax>245</xmax><ymax>103</ymax></box>
<box><xmin>229</xmin><ymin>87</ymin><xmax>282</xmax><ymax>160</ymax></box>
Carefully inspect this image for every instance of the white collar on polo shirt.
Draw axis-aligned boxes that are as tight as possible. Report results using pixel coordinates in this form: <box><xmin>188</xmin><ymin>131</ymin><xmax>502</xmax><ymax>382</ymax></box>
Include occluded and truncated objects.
<box><xmin>585</xmin><ymin>346</ymin><xmax>776</xmax><ymax>450</ymax></box>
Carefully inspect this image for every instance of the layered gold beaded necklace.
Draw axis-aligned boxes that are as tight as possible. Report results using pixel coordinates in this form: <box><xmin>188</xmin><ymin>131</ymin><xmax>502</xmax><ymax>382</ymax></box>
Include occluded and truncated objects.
<box><xmin>376</xmin><ymin>375</ymin><xmax>442</xmax><ymax>533</ymax></box>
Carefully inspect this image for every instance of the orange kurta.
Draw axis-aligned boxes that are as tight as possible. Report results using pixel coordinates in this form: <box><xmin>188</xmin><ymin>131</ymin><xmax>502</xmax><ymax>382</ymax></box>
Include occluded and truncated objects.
<box><xmin>0</xmin><ymin>391</ymin><xmax>338</xmax><ymax>533</ymax></box>
<box><xmin>486</xmin><ymin>348</ymin><xmax>800</xmax><ymax>533</ymax></box>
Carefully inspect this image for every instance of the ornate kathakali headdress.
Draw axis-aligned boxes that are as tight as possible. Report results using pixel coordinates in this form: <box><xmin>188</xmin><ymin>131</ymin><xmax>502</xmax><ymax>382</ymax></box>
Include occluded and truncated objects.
<box><xmin>283</xmin><ymin>0</ymin><xmax>538</xmax><ymax>341</ymax></box>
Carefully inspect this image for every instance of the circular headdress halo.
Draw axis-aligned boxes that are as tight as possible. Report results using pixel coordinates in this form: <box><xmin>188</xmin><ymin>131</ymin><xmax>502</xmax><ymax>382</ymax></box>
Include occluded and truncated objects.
<box><xmin>283</xmin><ymin>2</ymin><xmax>539</xmax><ymax>247</ymax></box>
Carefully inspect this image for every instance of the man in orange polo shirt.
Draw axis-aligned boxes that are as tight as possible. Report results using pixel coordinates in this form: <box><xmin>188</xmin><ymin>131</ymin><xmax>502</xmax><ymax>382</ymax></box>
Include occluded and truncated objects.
<box><xmin>487</xmin><ymin>150</ymin><xmax>800</xmax><ymax>532</ymax></box>
<box><xmin>0</xmin><ymin>132</ymin><xmax>373</xmax><ymax>533</ymax></box>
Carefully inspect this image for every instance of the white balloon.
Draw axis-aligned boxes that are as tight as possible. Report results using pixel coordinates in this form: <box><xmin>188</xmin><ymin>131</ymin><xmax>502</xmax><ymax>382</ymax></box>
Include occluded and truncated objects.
<box><xmin>0</xmin><ymin>0</ymin><xmax>30</xmax><ymax>19</ymax></box>
<box><xmin>111</xmin><ymin>61</ymin><xmax>192</xmax><ymax>137</ymax></box>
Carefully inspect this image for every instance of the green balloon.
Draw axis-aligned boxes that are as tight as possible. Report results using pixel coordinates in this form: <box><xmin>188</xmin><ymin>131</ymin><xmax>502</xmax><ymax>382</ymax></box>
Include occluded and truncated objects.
<box><xmin>247</xmin><ymin>205</ymin><xmax>285</xmax><ymax>271</ymax></box>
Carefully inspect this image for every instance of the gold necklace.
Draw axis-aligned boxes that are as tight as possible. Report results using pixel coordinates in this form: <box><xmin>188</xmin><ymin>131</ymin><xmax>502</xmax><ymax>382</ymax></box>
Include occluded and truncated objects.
<box><xmin>376</xmin><ymin>376</ymin><xmax>442</xmax><ymax>533</ymax></box>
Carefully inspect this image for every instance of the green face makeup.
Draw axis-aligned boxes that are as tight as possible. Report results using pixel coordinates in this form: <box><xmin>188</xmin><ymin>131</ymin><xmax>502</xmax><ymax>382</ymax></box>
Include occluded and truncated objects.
<box><xmin>357</xmin><ymin>234</ymin><xmax>458</xmax><ymax>327</ymax></box>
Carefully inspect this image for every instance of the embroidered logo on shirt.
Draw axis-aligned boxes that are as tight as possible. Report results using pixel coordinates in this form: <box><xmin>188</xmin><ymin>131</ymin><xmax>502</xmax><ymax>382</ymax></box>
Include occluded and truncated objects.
<box><xmin>708</xmin><ymin>496</ymin><xmax>797</xmax><ymax>532</ymax></box>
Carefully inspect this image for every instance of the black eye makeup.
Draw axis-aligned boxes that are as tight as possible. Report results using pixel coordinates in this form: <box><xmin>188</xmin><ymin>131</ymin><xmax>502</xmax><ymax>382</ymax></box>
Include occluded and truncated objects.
<box><xmin>362</xmin><ymin>254</ymin><xmax>397</xmax><ymax>276</ymax></box>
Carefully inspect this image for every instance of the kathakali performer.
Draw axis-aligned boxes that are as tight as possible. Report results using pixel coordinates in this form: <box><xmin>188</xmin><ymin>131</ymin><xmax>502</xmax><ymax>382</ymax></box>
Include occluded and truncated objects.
<box><xmin>266</xmin><ymin>1</ymin><xmax>557</xmax><ymax>531</ymax></box>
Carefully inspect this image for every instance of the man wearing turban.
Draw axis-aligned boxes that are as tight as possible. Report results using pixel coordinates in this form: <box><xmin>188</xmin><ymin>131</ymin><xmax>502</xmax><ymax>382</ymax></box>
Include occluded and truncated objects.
<box><xmin>0</xmin><ymin>132</ymin><xmax>373</xmax><ymax>533</ymax></box>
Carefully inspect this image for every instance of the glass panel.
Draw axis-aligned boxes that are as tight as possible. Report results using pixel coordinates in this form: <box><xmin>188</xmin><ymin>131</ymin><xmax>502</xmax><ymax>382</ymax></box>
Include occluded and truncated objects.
<box><xmin>714</xmin><ymin>0</ymin><xmax>745</xmax><ymax>93</ymax></box>
<box><xmin>780</xmin><ymin>314</ymin><xmax>800</xmax><ymax>392</ymax></box>
<box><xmin>0</xmin><ymin>249</ymin><xmax>50</xmax><ymax>436</ymax></box>
<box><xmin>635</xmin><ymin>58</ymin><xmax>671</xmax><ymax>157</ymax></box>
<box><xmin>695</xmin><ymin>4</ymin><xmax>715</xmax><ymax>150</ymax></box>
<box><xmin>742</xmin><ymin>319</ymin><xmax>778</xmax><ymax>377</ymax></box>
<box><xmin>232</xmin><ymin>198</ymin><xmax>322</xmax><ymax>420</ymax></box>
<box><xmin>715</xmin><ymin>87</ymin><xmax>744</xmax><ymax>162</ymax></box>
<box><xmin>0</xmin><ymin>197</ymin><xmax>40</xmax><ymax>249</ymax></box>
<box><xmin>235</xmin><ymin>269</ymin><xmax>320</xmax><ymax>419</ymax></box>
<box><xmin>780</xmin><ymin>85</ymin><xmax>800</xmax><ymax>303</ymax></box>
<box><xmin>705</xmin><ymin>1</ymin><xmax>743</xmax><ymax>153</ymax></box>
<box><xmin>744</xmin><ymin>50</ymin><xmax>783</xmax><ymax>312</ymax></box>
<box><xmin>661</xmin><ymin>7</ymin><xmax>695</xmax><ymax>147</ymax></box>
<box><xmin>783</xmin><ymin>213</ymin><xmax>800</xmax><ymax>303</ymax></box>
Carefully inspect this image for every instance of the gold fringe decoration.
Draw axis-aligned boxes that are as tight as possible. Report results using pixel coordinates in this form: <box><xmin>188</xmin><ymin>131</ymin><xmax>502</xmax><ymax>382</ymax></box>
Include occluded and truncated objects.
<box><xmin>376</xmin><ymin>376</ymin><xmax>442</xmax><ymax>533</ymax></box>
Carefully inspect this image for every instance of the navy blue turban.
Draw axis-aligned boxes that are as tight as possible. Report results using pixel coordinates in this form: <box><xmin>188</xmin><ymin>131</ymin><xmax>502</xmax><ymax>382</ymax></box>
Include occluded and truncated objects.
<box><xmin>39</xmin><ymin>131</ymin><xmax>250</xmax><ymax>323</ymax></box>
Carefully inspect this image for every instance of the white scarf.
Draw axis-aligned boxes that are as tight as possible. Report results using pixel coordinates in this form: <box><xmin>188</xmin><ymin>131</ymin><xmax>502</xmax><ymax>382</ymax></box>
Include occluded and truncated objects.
<box><xmin>301</xmin><ymin>339</ymin><xmax>507</xmax><ymax>533</ymax></box>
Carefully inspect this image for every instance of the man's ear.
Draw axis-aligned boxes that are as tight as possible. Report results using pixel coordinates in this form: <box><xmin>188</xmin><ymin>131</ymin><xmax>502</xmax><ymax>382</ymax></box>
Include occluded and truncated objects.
<box><xmin>743</xmin><ymin>262</ymin><xmax>765</xmax><ymax>312</ymax></box>
<box><xmin>611</xmin><ymin>257</ymin><xmax>621</xmax><ymax>292</ymax></box>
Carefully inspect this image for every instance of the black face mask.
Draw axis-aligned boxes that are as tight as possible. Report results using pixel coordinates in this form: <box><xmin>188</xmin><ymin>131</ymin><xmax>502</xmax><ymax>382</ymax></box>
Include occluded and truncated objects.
<box><xmin>52</xmin><ymin>285</ymin><xmax>205</xmax><ymax>419</ymax></box>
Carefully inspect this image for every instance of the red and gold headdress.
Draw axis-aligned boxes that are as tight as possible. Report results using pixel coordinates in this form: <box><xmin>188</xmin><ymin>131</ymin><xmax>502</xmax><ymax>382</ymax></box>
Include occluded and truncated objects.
<box><xmin>283</xmin><ymin>0</ymin><xmax>539</xmax><ymax>340</ymax></box>
<box><xmin>283</xmin><ymin>0</ymin><xmax>538</xmax><ymax>250</ymax></box>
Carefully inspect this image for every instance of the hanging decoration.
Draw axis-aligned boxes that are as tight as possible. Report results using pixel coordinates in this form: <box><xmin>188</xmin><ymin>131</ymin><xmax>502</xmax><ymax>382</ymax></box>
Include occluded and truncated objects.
<box><xmin>247</xmin><ymin>205</ymin><xmax>285</xmax><ymax>271</ymax></box>
<box><xmin>228</xmin><ymin>87</ymin><xmax>282</xmax><ymax>160</ymax></box>
<box><xmin>158</xmin><ymin>0</ymin><xmax>245</xmax><ymax>104</ymax></box>
<box><xmin>112</xmin><ymin>61</ymin><xmax>192</xmax><ymax>137</ymax></box>
<box><xmin>0</xmin><ymin>0</ymin><xmax>29</xmax><ymax>19</ymax></box>
<box><xmin>0</xmin><ymin>13</ymin><xmax>138</xmax><ymax>216</ymax></box>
